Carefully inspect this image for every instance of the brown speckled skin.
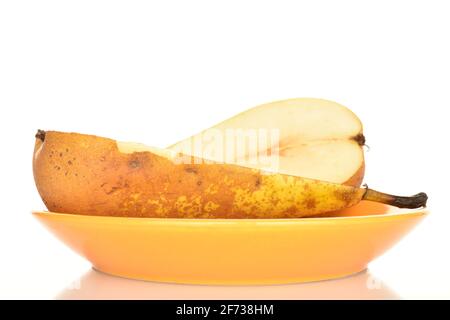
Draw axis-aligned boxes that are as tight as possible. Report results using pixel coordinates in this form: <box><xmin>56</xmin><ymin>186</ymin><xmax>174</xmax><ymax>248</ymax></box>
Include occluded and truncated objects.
<box><xmin>33</xmin><ymin>131</ymin><xmax>366</xmax><ymax>218</ymax></box>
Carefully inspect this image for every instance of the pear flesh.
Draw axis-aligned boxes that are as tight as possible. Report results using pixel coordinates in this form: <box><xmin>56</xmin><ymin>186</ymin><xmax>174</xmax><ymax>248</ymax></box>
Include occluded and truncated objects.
<box><xmin>169</xmin><ymin>98</ymin><xmax>365</xmax><ymax>186</ymax></box>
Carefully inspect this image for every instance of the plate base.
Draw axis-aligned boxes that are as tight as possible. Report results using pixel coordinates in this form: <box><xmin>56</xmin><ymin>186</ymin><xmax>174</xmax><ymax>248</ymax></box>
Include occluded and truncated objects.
<box><xmin>93</xmin><ymin>265</ymin><xmax>369</xmax><ymax>286</ymax></box>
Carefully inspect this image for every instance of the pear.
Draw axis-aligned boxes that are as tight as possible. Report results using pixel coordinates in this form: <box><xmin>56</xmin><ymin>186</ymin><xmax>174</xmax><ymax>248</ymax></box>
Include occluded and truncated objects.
<box><xmin>33</xmin><ymin>130</ymin><xmax>426</xmax><ymax>218</ymax></box>
<box><xmin>169</xmin><ymin>98</ymin><xmax>365</xmax><ymax>186</ymax></box>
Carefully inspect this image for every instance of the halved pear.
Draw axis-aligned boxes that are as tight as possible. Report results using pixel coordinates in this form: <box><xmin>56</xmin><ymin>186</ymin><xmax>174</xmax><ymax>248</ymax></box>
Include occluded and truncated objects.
<box><xmin>33</xmin><ymin>130</ymin><xmax>426</xmax><ymax>219</ymax></box>
<box><xmin>169</xmin><ymin>98</ymin><xmax>365</xmax><ymax>186</ymax></box>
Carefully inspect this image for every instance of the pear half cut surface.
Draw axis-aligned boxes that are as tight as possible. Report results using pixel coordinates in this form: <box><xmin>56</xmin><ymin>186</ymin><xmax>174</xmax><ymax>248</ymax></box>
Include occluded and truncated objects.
<box><xmin>33</xmin><ymin>130</ymin><xmax>427</xmax><ymax>219</ymax></box>
<box><xmin>169</xmin><ymin>98</ymin><xmax>365</xmax><ymax>186</ymax></box>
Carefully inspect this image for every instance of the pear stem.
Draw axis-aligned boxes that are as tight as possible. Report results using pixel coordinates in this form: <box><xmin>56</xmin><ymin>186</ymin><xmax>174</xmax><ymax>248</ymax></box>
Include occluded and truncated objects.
<box><xmin>362</xmin><ymin>188</ymin><xmax>428</xmax><ymax>209</ymax></box>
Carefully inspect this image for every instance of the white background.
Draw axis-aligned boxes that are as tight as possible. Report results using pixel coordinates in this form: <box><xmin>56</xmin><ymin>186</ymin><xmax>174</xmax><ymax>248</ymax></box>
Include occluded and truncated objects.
<box><xmin>0</xmin><ymin>0</ymin><xmax>449</xmax><ymax>299</ymax></box>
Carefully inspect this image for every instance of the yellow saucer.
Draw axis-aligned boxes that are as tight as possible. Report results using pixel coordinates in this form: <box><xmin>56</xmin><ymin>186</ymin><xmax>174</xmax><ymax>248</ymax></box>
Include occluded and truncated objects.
<box><xmin>33</xmin><ymin>201</ymin><xmax>428</xmax><ymax>285</ymax></box>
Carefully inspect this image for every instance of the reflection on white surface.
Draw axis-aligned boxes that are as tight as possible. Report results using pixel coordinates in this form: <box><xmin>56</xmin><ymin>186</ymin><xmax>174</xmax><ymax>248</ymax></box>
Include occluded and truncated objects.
<box><xmin>56</xmin><ymin>268</ymin><xmax>399</xmax><ymax>300</ymax></box>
